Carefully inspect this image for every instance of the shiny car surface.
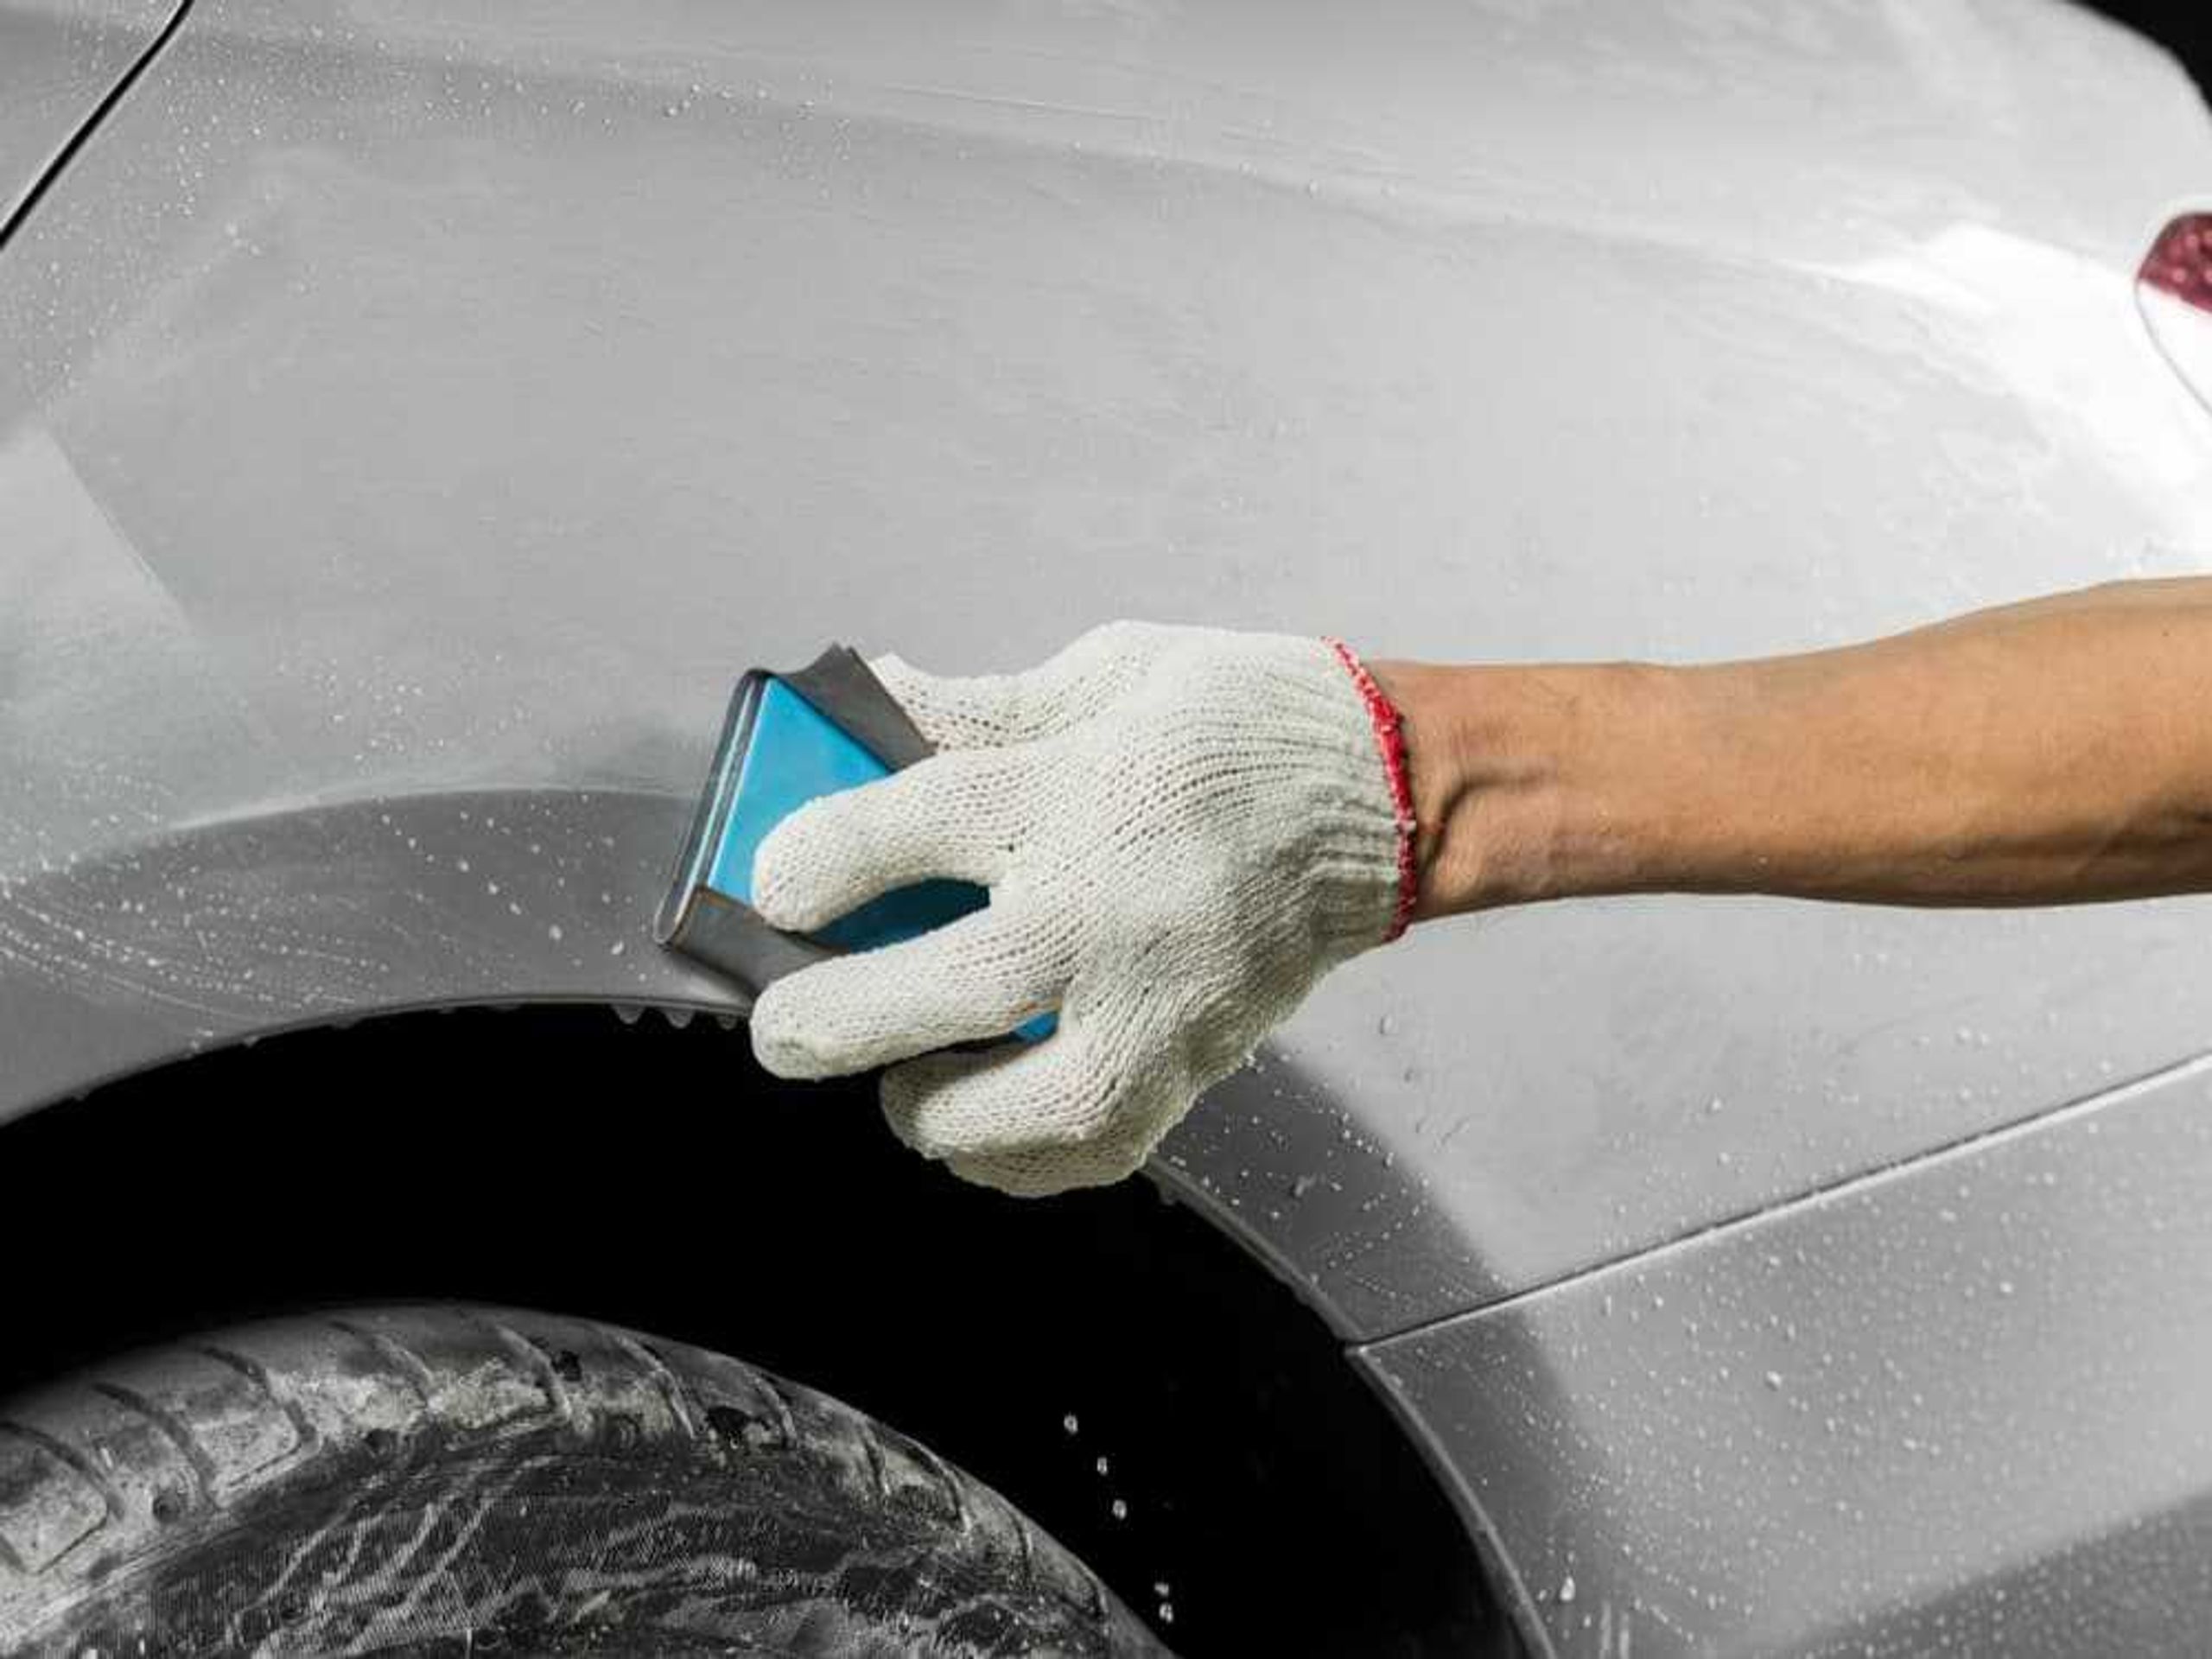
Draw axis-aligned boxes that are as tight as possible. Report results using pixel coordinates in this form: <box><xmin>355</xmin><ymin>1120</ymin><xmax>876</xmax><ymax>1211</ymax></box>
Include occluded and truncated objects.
<box><xmin>5</xmin><ymin>2</ymin><xmax>2212</xmax><ymax>1653</ymax></box>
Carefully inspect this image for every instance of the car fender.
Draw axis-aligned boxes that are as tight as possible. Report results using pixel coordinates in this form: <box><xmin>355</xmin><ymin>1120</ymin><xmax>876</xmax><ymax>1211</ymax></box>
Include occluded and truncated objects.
<box><xmin>9</xmin><ymin>8</ymin><xmax>2212</xmax><ymax>1647</ymax></box>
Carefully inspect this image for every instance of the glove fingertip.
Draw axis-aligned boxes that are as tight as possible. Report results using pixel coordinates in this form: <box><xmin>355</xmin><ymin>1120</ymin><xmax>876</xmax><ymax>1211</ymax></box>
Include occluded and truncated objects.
<box><xmin>879</xmin><ymin>1051</ymin><xmax>978</xmax><ymax>1159</ymax></box>
<box><xmin>945</xmin><ymin>1149</ymin><xmax>1079</xmax><ymax>1198</ymax></box>
<box><xmin>746</xmin><ymin>982</ymin><xmax>804</xmax><ymax>1077</ymax></box>
<box><xmin>747</xmin><ymin>977</ymin><xmax>845</xmax><ymax>1080</ymax></box>
<box><xmin>944</xmin><ymin>1136</ymin><xmax>1150</xmax><ymax>1198</ymax></box>
<box><xmin>749</xmin><ymin>804</ymin><xmax>836</xmax><ymax>931</ymax></box>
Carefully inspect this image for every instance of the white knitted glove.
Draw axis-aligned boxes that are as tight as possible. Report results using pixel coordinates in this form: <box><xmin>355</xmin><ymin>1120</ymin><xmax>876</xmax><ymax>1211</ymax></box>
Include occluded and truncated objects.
<box><xmin>747</xmin><ymin>622</ymin><xmax>1417</xmax><ymax>1197</ymax></box>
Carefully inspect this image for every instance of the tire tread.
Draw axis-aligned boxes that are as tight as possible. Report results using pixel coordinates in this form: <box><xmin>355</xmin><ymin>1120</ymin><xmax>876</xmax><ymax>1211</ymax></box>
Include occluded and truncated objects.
<box><xmin>0</xmin><ymin>1304</ymin><xmax>1165</xmax><ymax>1656</ymax></box>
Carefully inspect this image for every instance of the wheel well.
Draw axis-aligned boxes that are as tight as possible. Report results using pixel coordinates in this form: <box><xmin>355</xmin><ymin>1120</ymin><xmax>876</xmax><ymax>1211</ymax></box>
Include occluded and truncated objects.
<box><xmin>0</xmin><ymin>1006</ymin><xmax>1513</xmax><ymax>1657</ymax></box>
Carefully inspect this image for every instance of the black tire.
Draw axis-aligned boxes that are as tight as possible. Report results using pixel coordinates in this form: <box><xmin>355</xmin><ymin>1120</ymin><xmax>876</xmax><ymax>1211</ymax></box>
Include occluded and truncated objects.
<box><xmin>0</xmin><ymin>1305</ymin><xmax>1169</xmax><ymax>1657</ymax></box>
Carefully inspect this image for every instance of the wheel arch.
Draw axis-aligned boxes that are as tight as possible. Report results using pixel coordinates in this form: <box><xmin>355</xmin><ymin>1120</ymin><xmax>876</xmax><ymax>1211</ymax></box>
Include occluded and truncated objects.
<box><xmin>0</xmin><ymin>789</ymin><xmax>1513</xmax><ymax>1655</ymax></box>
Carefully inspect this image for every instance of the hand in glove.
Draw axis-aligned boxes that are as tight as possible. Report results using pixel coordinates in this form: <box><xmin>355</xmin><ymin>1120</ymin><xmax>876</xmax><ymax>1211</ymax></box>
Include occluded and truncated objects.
<box><xmin>747</xmin><ymin>622</ymin><xmax>1418</xmax><ymax>1196</ymax></box>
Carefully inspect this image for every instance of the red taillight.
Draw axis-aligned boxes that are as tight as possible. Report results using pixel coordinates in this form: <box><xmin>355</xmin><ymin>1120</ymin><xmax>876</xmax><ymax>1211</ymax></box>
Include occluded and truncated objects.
<box><xmin>2137</xmin><ymin>212</ymin><xmax>2212</xmax><ymax>414</ymax></box>
<box><xmin>2139</xmin><ymin>213</ymin><xmax>2212</xmax><ymax>314</ymax></box>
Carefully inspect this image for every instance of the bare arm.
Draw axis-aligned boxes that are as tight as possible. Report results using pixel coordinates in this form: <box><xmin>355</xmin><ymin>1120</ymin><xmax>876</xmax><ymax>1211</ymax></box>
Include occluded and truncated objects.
<box><xmin>749</xmin><ymin>591</ymin><xmax>2212</xmax><ymax>1192</ymax></box>
<box><xmin>1373</xmin><ymin>576</ymin><xmax>2212</xmax><ymax>916</ymax></box>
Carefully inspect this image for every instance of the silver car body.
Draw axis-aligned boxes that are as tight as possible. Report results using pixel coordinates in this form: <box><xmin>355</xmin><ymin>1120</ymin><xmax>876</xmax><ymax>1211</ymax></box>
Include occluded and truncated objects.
<box><xmin>0</xmin><ymin>0</ymin><xmax>173</xmax><ymax>224</ymax></box>
<box><xmin>5</xmin><ymin>2</ymin><xmax>2212</xmax><ymax>1652</ymax></box>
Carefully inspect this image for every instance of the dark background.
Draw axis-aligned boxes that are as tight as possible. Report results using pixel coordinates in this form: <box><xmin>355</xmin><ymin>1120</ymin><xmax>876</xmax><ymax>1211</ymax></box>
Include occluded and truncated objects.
<box><xmin>2093</xmin><ymin>2</ymin><xmax>2211</xmax><ymax>92</ymax></box>
<box><xmin>0</xmin><ymin>1009</ymin><xmax>1513</xmax><ymax>1659</ymax></box>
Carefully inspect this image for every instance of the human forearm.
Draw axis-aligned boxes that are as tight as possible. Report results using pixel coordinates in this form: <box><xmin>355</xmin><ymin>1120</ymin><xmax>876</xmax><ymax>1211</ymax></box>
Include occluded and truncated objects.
<box><xmin>741</xmin><ymin>594</ymin><xmax>2212</xmax><ymax>1194</ymax></box>
<box><xmin>1375</xmin><ymin>577</ymin><xmax>2212</xmax><ymax>915</ymax></box>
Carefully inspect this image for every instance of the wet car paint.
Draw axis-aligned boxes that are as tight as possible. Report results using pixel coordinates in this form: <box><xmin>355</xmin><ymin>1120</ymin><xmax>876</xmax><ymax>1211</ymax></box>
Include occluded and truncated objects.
<box><xmin>0</xmin><ymin>1</ymin><xmax>175</xmax><ymax>226</ymax></box>
<box><xmin>5</xmin><ymin>0</ymin><xmax>2212</xmax><ymax>1331</ymax></box>
<box><xmin>5</xmin><ymin>1</ymin><xmax>2212</xmax><ymax>1648</ymax></box>
<box><xmin>1361</xmin><ymin>1048</ymin><xmax>2212</xmax><ymax>1656</ymax></box>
